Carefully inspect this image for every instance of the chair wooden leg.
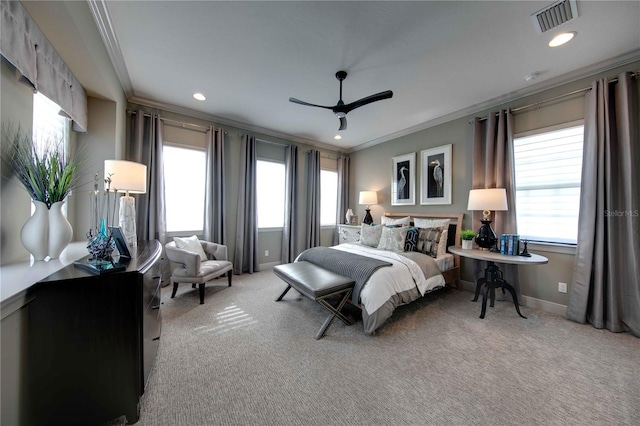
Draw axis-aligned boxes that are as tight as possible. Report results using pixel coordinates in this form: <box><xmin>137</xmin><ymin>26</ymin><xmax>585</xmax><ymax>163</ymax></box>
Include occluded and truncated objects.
<box><xmin>171</xmin><ymin>281</ymin><xmax>179</xmax><ymax>298</ymax></box>
<box><xmin>199</xmin><ymin>283</ymin><xmax>205</xmax><ymax>304</ymax></box>
<box><xmin>228</xmin><ymin>270</ymin><xmax>232</xmax><ymax>287</ymax></box>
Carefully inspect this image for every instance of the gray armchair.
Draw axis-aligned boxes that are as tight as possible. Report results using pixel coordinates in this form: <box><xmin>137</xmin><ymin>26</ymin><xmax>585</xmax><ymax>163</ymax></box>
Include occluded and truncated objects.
<box><xmin>165</xmin><ymin>240</ymin><xmax>233</xmax><ymax>304</ymax></box>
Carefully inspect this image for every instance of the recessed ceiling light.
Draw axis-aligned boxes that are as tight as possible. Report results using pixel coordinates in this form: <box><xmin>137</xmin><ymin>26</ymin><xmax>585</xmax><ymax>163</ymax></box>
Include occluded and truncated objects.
<box><xmin>525</xmin><ymin>72</ymin><xmax>540</xmax><ymax>82</ymax></box>
<box><xmin>193</xmin><ymin>93</ymin><xmax>206</xmax><ymax>101</ymax></box>
<box><xmin>549</xmin><ymin>31</ymin><xmax>576</xmax><ymax>47</ymax></box>
<box><xmin>334</xmin><ymin>135</ymin><xmax>342</xmax><ymax>140</ymax></box>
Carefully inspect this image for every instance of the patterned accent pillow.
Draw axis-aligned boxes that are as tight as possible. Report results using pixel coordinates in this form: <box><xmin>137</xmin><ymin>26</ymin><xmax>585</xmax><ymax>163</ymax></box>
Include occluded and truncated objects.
<box><xmin>360</xmin><ymin>224</ymin><xmax>383</xmax><ymax>247</ymax></box>
<box><xmin>380</xmin><ymin>216</ymin><xmax>411</xmax><ymax>227</ymax></box>
<box><xmin>404</xmin><ymin>227</ymin><xmax>419</xmax><ymax>252</ymax></box>
<box><xmin>377</xmin><ymin>226</ymin><xmax>409</xmax><ymax>252</ymax></box>
<box><xmin>416</xmin><ymin>227</ymin><xmax>441</xmax><ymax>258</ymax></box>
<box><xmin>414</xmin><ymin>218</ymin><xmax>450</xmax><ymax>256</ymax></box>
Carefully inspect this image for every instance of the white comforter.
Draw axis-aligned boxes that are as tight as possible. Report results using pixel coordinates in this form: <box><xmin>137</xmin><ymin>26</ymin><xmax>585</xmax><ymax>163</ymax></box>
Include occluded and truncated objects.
<box><xmin>330</xmin><ymin>243</ymin><xmax>445</xmax><ymax>322</ymax></box>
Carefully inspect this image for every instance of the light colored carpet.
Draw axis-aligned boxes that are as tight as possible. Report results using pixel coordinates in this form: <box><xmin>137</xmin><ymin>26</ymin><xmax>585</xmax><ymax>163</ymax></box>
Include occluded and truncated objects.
<box><xmin>135</xmin><ymin>270</ymin><xmax>640</xmax><ymax>426</ymax></box>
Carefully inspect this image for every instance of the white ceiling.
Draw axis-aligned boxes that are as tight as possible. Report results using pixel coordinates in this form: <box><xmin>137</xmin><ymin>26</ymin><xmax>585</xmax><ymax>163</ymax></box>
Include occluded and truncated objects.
<box><xmin>89</xmin><ymin>1</ymin><xmax>639</xmax><ymax>149</ymax></box>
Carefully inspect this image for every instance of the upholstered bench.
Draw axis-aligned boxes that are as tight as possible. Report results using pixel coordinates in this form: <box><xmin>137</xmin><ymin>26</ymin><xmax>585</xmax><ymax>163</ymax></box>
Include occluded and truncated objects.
<box><xmin>273</xmin><ymin>261</ymin><xmax>355</xmax><ymax>339</ymax></box>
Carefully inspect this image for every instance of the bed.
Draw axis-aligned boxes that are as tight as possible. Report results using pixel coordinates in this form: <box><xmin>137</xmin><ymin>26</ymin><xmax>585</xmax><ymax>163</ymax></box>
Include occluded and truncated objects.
<box><xmin>297</xmin><ymin>212</ymin><xmax>463</xmax><ymax>334</ymax></box>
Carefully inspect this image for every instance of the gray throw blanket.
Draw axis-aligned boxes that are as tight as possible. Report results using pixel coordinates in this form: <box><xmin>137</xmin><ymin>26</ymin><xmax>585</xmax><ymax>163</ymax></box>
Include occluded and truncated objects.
<box><xmin>297</xmin><ymin>247</ymin><xmax>392</xmax><ymax>303</ymax></box>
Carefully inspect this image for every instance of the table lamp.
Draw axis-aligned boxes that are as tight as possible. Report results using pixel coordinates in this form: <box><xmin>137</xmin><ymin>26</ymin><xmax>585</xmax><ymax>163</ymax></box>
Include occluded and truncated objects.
<box><xmin>104</xmin><ymin>160</ymin><xmax>147</xmax><ymax>247</ymax></box>
<box><xmin>467</xmin><ymin>188</ymin><xmax>508</xmax><ymax>250</ymax></box>
<box><xmin>359</xmin><ymin>191</ymin><xmax>378</xmax><ymax>225</ymax></box>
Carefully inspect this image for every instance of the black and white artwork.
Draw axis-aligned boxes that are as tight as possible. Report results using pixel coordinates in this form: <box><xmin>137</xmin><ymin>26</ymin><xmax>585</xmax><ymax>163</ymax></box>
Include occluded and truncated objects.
<box><xmin>391</xmin><ymin>152</ymin><xmax>415</xmax><ymax>206</ymax></box>
<box><xmin>420</xmin><ymin>144</ymin><xmax>452</xmax><ymax>205</ymax></box>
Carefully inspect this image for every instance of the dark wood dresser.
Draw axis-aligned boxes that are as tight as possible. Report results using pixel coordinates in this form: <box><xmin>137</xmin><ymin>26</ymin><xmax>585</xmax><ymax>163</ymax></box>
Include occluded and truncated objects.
<box><xmin>24</xmin><ymin>240</ymin><xmax>162</xmax><ymax>425</ymax></box>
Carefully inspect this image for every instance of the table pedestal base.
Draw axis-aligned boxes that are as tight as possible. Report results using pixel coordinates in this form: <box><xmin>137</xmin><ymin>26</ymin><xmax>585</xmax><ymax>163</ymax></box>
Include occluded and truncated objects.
<box><xmin>471</xmin><ymin>261</ymin><xmax>527</xmax><ymax>319</ymax></box>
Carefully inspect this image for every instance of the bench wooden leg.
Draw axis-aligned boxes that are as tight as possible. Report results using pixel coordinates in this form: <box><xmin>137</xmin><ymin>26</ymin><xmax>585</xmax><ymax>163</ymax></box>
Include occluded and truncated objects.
<box><xmin>315</xmin><ymin>289</ymin><xmax>353</xmax><ymax>340</ymax></box>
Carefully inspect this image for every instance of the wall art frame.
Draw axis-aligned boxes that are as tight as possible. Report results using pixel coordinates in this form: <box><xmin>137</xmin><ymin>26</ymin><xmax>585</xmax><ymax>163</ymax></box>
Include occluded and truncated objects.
<box><xmin>420</xmin><ymin>144</ymin><xmax>452</xmax><ymax>205</ymax></box>
<box><xmin>391</xmin><ymin>152</ymin><xmax>415</xmax><ymax>206</ymax></box>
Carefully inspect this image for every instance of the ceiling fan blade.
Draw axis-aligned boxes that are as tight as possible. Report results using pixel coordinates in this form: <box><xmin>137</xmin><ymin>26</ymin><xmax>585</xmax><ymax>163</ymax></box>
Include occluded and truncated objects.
<box><xmin>338</xmin><ymin>117</ymin><xmax>347</xmax><ymax>131</ymax></box>
<box><xmin>342</xmin><ymin>90</ymin><xmax>393</xmax><ymax>114</ymax></box>
<box><xmin>289</xmin><ymin>97</ymin><xmax>334</xmax><ymax>110</ymax></box>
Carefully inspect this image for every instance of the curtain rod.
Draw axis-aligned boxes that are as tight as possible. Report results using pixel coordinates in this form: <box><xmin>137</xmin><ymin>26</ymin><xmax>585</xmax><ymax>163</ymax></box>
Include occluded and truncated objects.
<box><xmin>127</xmin><ymin>110</ymin><xmax>226</xmax><ymax>134</ymax></box>
<box><xmin>473</xmin><ymin>70</ymin><xmax>639</xmax><ymax>122</ymax></box>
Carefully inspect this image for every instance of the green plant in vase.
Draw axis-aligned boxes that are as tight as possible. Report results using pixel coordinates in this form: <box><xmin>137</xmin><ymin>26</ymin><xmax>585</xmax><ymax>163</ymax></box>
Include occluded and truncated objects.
<box><xmin>461</xmin><ymin>229</ymin><xmax>476</xmax><ymax>249</ymax></box>
<box><xmin>1</xmin><ymin>124</ymin><xmax>84</xmax><ymax>259</ymax></box>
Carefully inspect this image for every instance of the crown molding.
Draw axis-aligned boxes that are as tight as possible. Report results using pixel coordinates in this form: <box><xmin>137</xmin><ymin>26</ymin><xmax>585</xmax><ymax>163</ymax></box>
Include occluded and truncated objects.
<box><xmin>86</xmin><ymin>0</ymin><xmax>134</xmax><ymax>99</ymax></box>
<box><xmin>348</xmin><ymin>49</ymin><xmax>640</xmax><ymax>152</ymax></box>
<box><xmin>128</xmin><ymin>95</ymin><xmax>344</xmax><ymax>153</ymax></box>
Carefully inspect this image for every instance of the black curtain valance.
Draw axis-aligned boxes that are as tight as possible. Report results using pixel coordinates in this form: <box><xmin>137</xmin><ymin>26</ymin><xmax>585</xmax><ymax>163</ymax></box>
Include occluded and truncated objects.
<box><xmin>0</xmin><ymin>0</ymin><xmax>87</xmax><ymax>132</ymax></box>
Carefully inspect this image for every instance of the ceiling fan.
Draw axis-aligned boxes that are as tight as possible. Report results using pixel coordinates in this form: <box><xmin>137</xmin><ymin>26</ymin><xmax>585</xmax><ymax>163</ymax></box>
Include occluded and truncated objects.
<box><xmin>289</xmin><ymin>71</ymin><xmax>393</xmax><ymax>131</ymax></box>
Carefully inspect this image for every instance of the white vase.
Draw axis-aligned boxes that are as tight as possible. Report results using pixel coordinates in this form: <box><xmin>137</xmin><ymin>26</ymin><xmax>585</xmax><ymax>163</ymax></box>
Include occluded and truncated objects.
<box><xmin>345</xmin><ymin>208</ymin><xmax>354</xmax><ymax>224</ymax></box>
<box><xmin>20</xmin><ymin>200</ymin><xmax>49</xmax><ymax>261</ymax></box>
<box><xmin>462</xmin><ymin>239</ymin><xmax>473</xmax><ymax>250</ymax></box>
<box><xmin>48</xmin><ymin>201</ymin><xmax>73</xmax><ymax>259</ymax></box>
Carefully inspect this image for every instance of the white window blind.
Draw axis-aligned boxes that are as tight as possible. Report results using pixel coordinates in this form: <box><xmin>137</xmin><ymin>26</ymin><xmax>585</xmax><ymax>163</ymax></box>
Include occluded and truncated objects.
<box><xmin>320</xmin><ymin>169</ymin><xmax>338</xmax><ymax>226</ymax></box>
<box><xmin>257</xmin><ymin>159</ymin><xmax>285</xmax><ymax>228</ymax></box>
<box><xmin>163</xmin><ymin>145</ymin><xmax>206</xmax><ymax>233</ymax></box>
<box><xmin>513</xmin><ymin>124</ymin><xmax>583</xmax><ymax>244</ymax></box>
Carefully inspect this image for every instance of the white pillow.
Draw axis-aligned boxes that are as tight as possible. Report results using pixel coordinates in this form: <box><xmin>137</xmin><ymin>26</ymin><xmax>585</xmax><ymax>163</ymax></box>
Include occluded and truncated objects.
<box><xmin>377</xmin><ymin>226</ymin><xmax>409</xmax><ymax>252</ymax></box>
<box><xmin>413</xmin><ymin>218</ymin><xmax>450</xmax><ymax>257</ymax></box>
<box><xmin>360</xmin><ymin>224</ymin><xmax>383</xmax><ymax>247</ymax></box>
<box><xmin>174</xmin><ymin>235</ymin><xmax>207</xmax><ymax>262</ymax></box>
<box><xmin>380</xmin><ymin>216</ymin><xmax>411</xmax><ymax>226</ymax></box>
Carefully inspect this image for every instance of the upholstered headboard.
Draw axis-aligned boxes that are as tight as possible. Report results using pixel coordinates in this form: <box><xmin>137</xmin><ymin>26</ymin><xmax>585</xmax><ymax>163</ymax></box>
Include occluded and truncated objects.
<box><xmin>382</xmin><ymin>212</ymin><xmax>464</xmax><ymax>250</ymax></box>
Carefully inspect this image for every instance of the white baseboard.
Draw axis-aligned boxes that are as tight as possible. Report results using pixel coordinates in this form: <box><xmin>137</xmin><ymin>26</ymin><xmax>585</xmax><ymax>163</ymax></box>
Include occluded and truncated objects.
<box><xmin>458</xmin><ymin>279</ymin><xmax>567</xmax><ymax>317</ymax></box>
<box><xmin>259</xmin><ymin>261</ymin><xmax>281</xmax><ymax>270</ymax></box>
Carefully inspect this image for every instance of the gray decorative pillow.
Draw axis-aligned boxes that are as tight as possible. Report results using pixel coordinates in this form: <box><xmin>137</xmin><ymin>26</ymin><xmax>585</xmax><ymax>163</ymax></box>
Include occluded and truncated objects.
<box><xmin>414</xmin><ymin>218</ymin><xmax>450</xmax><ymax>256</ymax></box>
<box><xmin>380</xmin><ymin>216</ymin><xmax>411</xmax><ymax>227</ymax></box>
<box><xmin>360</xmin><ymin>224</ymin><xmax>383</xmax><ymax>247</ymax></box>
<box><xmin>416</xmin><ymin>227</ymin><xmax>441</xmax><ymax>258</ymax></box>
<box><xmin>377</xmin><ymin>226</ymin><xmax>409</xmax><ymax>252</ymax></box>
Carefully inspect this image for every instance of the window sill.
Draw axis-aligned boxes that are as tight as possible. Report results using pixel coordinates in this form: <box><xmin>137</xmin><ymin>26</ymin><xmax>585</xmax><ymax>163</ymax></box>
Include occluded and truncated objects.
<box><xmin>259</xmin><ymin>227</ymin><xmax>283</xmax><ymax>233</ymax></box>
<box><xmin>527</xmin><ymin>242</ymin><xmax>576</xmax><ymax>256</ymax></box>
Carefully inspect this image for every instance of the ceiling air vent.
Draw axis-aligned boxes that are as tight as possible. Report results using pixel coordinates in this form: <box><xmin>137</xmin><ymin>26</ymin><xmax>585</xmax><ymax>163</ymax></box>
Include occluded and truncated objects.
<box><xmin>531</xmin><ymin>0</ymin><xmax>578</xmax><ymax>34</ymax></box>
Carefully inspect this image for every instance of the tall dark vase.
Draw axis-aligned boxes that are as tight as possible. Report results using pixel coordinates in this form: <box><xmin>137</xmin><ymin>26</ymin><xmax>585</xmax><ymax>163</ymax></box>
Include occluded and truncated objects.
<box><xmin>475</xmin><ymin>219</ymin><xmax>497</xmax><ymax>250</ymax></box>
<box><xmin>362</xmin><ymin>208</ymin><xmax>373</xmax><ymax>225</ymax></box>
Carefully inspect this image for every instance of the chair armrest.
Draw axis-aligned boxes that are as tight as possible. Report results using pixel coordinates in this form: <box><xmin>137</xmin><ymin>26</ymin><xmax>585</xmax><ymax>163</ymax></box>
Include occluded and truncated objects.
<box><xmin>201</xmin><ymin>242</ymin><xmax>228</xmax><ymax>261</ymax></box>
<box><xmin>166</xmin><ymin>245</ymin><xmax>201</xmax><ymax>276</ymax></box>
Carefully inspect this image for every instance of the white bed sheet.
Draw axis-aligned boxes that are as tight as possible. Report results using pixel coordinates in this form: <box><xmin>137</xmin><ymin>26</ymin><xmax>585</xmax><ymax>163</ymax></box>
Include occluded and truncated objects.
<box><xmin>331</xmin><ymin>243</ymin><xmax>445</xmax><ymax>315</ymax></box>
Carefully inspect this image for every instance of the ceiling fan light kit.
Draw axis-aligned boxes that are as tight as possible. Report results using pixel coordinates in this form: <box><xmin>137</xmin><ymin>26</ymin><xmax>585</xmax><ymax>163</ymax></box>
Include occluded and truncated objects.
<box><xmin>289</xmin><ymin>71</ymin><xmax>393</xmax><ymax>131</ymax></box>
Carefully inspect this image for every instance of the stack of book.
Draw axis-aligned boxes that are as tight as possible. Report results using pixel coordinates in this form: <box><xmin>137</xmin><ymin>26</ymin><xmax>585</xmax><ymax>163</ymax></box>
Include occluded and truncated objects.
<box><xmin>500</xmin><ymin>234</ymin><xmax>520</xmax><ymax>255</ymax></box>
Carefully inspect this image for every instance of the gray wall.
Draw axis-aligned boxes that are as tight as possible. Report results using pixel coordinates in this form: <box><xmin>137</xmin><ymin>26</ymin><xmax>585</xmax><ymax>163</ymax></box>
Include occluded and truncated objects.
<box><xmin>349</xmin><ymin>60</ymin><xmax>640</xmax><ymax>308</ymax></box>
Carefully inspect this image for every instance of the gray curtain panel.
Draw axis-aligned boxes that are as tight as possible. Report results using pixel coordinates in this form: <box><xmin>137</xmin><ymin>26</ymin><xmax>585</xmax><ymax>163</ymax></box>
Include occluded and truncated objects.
<box><xmin>127</xmin><ymin>110</ymin><xmax>170</xmax><ymax>283</ymax></box>
<box><xmin>281</xmin><ymin>144</ymin><xmax>299</xmax><ymax>264</ymax></box>
<box><xmin>333</xmin><ymin>155</ymin><xmax>350</xmax><ymax>245</ymax></box>
<box><xmin>234</xmin><ymin>135</ymin><xmax>259</xmax><ymax>274</ymax></box>
<box><xmin>472</xmin><ymin>110</ymin><xmax>521</xmax><ymax>302</ymax></box>
<box><xmin>203</xmin><ymin>126</ymin><xmax>226</xmax><ymax>245</ymax></box>
<box><xmin>567</xmin><ymin>72</ymin><xmax>640</xmax><ymax>337</ymax></box>
<box><xmin>306</xmin><ymin>150</ymin><xmax>321</xmax><ymax>249</ymax></box>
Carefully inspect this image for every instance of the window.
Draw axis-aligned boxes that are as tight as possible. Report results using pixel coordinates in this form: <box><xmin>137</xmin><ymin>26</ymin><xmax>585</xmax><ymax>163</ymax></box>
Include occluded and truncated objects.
<box><xmin>33</xmin><ymin>92</ymin><xmax>67</xmax><ymax>150</ymax></box>
<box><xmin>163</xmin><ymin>145</ymin><xmax>206</xmax><ymax>233</ymax></box>
<box><xmin>257</xmin><ymin>159</ymin><xmax>285</xmax><ymax>228</ymax></box>
<box><xmin>320</xmin><ymin>169</ymin><xmax>338</xmax><ymax>226</ymax></box>
<box><xmin>513</xmin><ymin>123</ymin><xmax>583</xmax><ymax>244</ymax></box>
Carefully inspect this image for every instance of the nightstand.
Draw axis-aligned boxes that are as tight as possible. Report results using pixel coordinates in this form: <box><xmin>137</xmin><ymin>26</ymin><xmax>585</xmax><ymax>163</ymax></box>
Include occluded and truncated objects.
<box><xmin>338</xmin><ymin>224</ymin><xmax>361</xmax><ymax>243</ymax></box>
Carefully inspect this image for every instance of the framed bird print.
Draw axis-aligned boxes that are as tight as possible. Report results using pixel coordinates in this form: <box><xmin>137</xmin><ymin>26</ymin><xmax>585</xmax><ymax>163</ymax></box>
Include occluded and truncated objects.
<box><xmin>420</xmin><ymin>144</ymin><xmax>452</xmax><ymax>205</ymax></box>
<box><xmin>391</xmin><ymin>152</ymin><xmax>415</xmax><ymax>206</ymax></box>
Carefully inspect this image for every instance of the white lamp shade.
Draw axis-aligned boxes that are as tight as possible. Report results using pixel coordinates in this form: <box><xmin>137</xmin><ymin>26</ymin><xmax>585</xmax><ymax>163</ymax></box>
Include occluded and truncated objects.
<box><xmin>359</xmin><ymin>191</ymin><xmax>378</xmax><ymax>205</ymax></box>
<box><xmin>467</xmin><ymin>188</ymin><xmax>508</xmax><ymax>211</ymax></box>
<box><xmin>104</xmin><ymin>160</ymin><xmax>147</xmax><ymax>194</ymax></box>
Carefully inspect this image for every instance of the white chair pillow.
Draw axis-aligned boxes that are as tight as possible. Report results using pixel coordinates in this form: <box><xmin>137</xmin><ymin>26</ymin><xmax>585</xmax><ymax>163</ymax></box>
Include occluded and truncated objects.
<box><xmin>174</xmin><ymin>235</ymin><xmax>208</xmax><ymax>262</ymax></box>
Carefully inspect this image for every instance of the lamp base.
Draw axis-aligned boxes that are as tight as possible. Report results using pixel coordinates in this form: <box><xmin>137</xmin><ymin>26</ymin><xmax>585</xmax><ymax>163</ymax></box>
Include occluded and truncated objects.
<box><xmin>475</xmin><ymin>219</ymin><xmax>497</xmax><ymax>250</ymax></box>
<box><xmin>119</xmin><ymin>195</ymin><xmax>137</xmax><ymax>247</ymax></box>
<box><xmin>362</xmin><ymin>208</ymin><xmax>373</xmax><ymax>225</ymax></box>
